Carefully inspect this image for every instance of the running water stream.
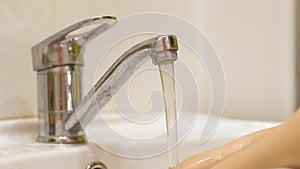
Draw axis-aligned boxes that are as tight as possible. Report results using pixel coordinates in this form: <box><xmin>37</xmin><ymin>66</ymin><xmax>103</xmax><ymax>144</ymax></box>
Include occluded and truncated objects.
<box><xmin>158</xmin><ymin>61</ymin><xmax>179</xmax><ymax>169</ymax></box>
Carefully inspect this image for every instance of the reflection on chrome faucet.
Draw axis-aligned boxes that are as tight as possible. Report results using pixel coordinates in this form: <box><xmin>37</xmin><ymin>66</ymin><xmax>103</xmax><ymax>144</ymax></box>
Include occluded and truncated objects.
<box><xmin>31</xmin><ymin>16</ymin><xmax>179</xmax><ymax>144</ymax></box>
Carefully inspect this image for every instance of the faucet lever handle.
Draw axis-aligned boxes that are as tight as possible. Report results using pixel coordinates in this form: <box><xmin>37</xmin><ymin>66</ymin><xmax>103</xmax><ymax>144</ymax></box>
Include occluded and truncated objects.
<box><xmin>32</xmin><ymin>16</ymin><xmax>117</xmax><ymax>71</ymax></box>
<box><xmin>62</xmin><ymin>16</ymin><xmax>117</xmax><ymax>45</ymax></box>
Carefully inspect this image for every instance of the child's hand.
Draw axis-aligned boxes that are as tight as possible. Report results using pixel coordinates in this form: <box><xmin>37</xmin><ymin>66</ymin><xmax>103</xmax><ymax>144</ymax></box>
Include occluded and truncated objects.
<box><xmin>175</xmin><ymin>109</ymin><xmax>300</xmax><ymax>169</ymax></box>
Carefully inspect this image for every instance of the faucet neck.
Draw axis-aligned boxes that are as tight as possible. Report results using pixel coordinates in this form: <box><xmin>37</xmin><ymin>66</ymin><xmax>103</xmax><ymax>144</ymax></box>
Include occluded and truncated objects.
<box><xmin>65</xmin><ymin>35</ymin><xmax>178</xmax><ymax>132</ymax></box>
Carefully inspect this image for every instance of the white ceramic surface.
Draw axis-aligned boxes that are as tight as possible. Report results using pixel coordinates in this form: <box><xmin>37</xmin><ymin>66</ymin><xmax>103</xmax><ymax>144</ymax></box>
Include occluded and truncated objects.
<box><xmin>0</xmin><ymin>113</ymin><xmax>281</xmax><ymax>169</ymax></box>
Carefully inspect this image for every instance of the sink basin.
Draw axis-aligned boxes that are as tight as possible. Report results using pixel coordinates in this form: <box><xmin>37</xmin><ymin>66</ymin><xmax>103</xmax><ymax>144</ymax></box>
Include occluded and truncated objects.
<box><xmin>0</xmin><ymin>113</ymin><xmax>280</xmax><ymax>169</ymax></box>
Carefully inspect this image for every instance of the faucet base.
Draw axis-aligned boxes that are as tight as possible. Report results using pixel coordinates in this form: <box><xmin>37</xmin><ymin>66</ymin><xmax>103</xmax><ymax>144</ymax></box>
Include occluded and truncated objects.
<box><xmin>36</xmin><ymin>135</ymin><xmax>86</xmax><ymax>144</ymax></box>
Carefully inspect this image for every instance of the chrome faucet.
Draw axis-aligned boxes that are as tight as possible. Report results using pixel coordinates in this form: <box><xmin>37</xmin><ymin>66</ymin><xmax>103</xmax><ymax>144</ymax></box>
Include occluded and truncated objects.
<box><xmin>31</xmin><ymin>16</ymin><xmax>179</xmax><ymax>144</ymax></box>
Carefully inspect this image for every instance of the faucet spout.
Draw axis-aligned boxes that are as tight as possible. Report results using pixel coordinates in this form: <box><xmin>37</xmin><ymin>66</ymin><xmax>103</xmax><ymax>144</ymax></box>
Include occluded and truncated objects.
<box><xmin>65</xmin><ymin>35</ymin><xmax>178</xmax><ymax>132</ymax></box>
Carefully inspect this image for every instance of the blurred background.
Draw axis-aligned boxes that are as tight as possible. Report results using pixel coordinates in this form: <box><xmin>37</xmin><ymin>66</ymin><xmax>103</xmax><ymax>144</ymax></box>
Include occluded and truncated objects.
<box><xmin>0</xmin><ymin>0</ymin><xmax>297</xmax><ymax>121</ymax></box>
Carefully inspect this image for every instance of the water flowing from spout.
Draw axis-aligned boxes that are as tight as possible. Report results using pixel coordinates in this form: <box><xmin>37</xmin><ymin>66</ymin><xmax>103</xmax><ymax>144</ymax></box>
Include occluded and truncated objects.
<box><xmin>159</xmin><ymin>61</ymin><xmax>179</xmax><ymax>169</ymax></box>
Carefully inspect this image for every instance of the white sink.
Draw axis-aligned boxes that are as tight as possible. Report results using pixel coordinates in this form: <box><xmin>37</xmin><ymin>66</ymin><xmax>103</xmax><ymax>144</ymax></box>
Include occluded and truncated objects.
<box><xmin>0</xmin><ymin>113</ymin><xmax>279</xmax><ymax>169</ymax></box>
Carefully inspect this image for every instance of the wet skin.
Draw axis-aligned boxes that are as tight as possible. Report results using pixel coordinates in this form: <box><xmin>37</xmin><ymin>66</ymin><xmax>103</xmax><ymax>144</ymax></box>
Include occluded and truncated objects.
<box><xmin>175</xmin><ymin>109</ymin><xmax>300</xmax><ymax>169</ymax></box>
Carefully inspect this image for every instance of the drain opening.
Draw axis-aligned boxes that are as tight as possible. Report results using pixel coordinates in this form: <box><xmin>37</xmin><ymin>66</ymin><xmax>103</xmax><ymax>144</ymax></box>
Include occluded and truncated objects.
<box><xmin>86</xmin><ymin>161</ymin><xmax>107</xmax><ymax>169</ymax></box>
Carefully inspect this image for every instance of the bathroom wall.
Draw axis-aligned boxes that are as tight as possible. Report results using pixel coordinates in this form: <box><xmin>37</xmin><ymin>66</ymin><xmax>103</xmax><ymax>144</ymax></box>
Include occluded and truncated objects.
<box><xmin>0</xmin><ymin>0</ymin><xmax>296</xmax><ymax>121</ymax></box>
<box><xmin>201</xmin><ymin>0</ymin><xmax>296</xmax><ymax>120</ymax></box>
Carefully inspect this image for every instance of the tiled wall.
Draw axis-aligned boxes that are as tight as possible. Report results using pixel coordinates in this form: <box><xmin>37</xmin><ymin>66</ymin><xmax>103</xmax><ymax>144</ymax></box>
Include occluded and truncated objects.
<box><xmin>0</xmin><ymin>0</ymin><xmax>296</xmax><ymax>121</ymax></box>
